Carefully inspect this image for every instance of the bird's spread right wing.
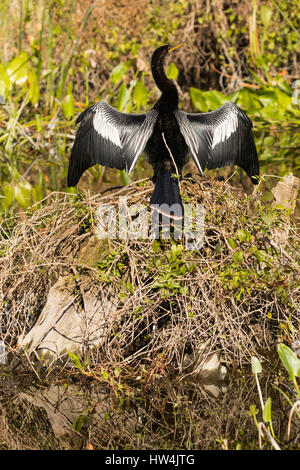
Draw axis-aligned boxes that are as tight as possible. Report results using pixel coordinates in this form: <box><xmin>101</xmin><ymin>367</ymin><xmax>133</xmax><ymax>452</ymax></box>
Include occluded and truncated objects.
<box><xmin>175</xmin><ymin>102</ymin><xmax>259</xmax><ymax>183</ymax></box>
<box><xmin>68</xmin><ymin>101</ymin><xmax>158</xmax><ymax>187</ymax></box>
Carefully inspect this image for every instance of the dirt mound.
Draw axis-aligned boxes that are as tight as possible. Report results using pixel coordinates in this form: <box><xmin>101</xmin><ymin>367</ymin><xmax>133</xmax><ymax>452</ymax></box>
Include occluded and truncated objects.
<box><xmin>1</xmin><ymin>175</ymin><xmax>299</xmax><ymax>380</ymax></box>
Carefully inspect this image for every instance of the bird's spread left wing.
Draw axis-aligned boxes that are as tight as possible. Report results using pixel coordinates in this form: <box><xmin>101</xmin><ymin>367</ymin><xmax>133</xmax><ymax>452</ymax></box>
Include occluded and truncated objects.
<box><xmin>175</xmin><ymin>102</ymin><xmax>259</xmax><ymax>183</ymax></box>
<box><xmin>68</xmin><ymin>101</ymin><xmax>158</xmax><ymax>187</ymax></box>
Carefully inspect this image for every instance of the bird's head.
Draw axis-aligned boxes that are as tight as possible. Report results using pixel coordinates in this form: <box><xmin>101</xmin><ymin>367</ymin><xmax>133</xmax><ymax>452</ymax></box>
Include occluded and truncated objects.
<box><xmin>151</xmin><ymin>43</ymin><xmax>183</xmax><ymax>63</ymax></box>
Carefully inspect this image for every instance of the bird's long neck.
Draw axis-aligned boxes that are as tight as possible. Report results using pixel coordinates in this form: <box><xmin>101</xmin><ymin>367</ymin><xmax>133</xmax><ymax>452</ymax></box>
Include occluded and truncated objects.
<box><xmin>151</xmin><ymin>50</ymin><xmax>178</xmax><ymax>110</ymax></box>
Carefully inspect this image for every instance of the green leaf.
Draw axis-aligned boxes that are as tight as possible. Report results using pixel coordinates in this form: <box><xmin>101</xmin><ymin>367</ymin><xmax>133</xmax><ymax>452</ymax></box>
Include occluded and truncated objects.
<box><xmin>0</xmin><ymin>63</ymin><xmax>10</xmax><ymax>97</ymax></box>
<box><xmin>7</xmin><ymin>51</ymin><xmax>29</xmax><ymax>85</ymax></box>
<box><xmin>72</xmin><ymin>415</ymin><xmax>84</xmax><ymax>431</ymax></box>
<box><xmin>15</xmin><ymin>180</ymin><xmax>32</xmax><ymax>209</ymax></box>
<box><xmin>262</xmin><ymin>212</ymin><xmax>274</xmax><ymax>227</ymax></box>
<box><xmin>236</xmin><ymin>230</ymin><xmax>248</xmax><ymax>243</ymax></box>
<box><xmin>190</xmin><ymin>87</ymin><xmax>209</xmax><ymax>112</ymax></box>
<box><xmin>278</xmin><ymin>343</ymin><xmax>300</xmax><ymax>381</ymax></box>
<box><xmin>119</xmin><ymin>169</ymin><xmax>131</xmax><ymax>185</ymax></box>
<box><xmin>190</xmin><ymin>88</ymin><xmax>228</xmax><ymax>112</ymax></box>
<box><xmin>204</xmin><ymin>90</ymin><xmax>228</xmax><ymax>109</ymax></box>
<box><xmin>110</xmin><ymin>63</ymin><xmax>129</xmax><ymax>85</ymax></box>
<box><xmin>233</xmin><ymin>250</ymin><xmax>243</xmax><ymax>263</ymax></box>
<box><xmin>263</xmin><ymin>397</ymin><xmax>272</xmax><ymax>423</ymax></box>
<box><xmin>67</xmin><ymin>351</ymin><xmax>82</xmax><ymax>370</ymax></box>
<box><xmin>117</xmin><ymin>82</ymin><xmax>132</xmax><ymax>112</ymax></box>
<box><xmin>28</xmin><ymin>69</ymin><xmax>39</xmax><ymax>105</ymax></box>
<box><xmin>251</xmin><ymin>356</ymin><xmax>262</xmax><ymax>374</ymax></box>
<box><xmin>237</xmin><ymin>88</ymin><xmax>261</xmax><ymax>113</ymax></box>
<box><xmin>255</xmin><ymin>250</ymin><xmax>265</xmax><ymax>262</ymax></box>
<box><xmin>257</xmin><ymin>88</ymin><xmax>277</xmax><ymax>107</ymax></box>
<box><xmin>227</xmin><ymin>238</ymin><xmax>237</xmax><ymax>249</ymax></box>
<box><xmin>125</xmin><ymin>282</ymin><xmax>134</xmax><ymax>294</ymax></box>
<box><xmin>152</xmin><ymin>239</ymin><xmax>160</xmax><ymax>253</ymax></box>
<box><xmin>132</xmin><ymin>80</ymin><xmax>148</xmax><ymax>108</ymax></box>
<box><xmin>61</xmin><ymin>82</ymin><xmax>74</xmax><ymax>119</ymax></box>
<box><xmin>1</xmin><ymin>182</ymin><xmax>14</xmax><ymax>209</ymax></box>
<box><xmin>261</xmin><ymin>5</ymin><xmax>272</xmax><ymax>28</ymax></box>
<box><xmin>167</xmin><ymin>62</ymin><xmax>179</xmax><ymax>80</ymax></box>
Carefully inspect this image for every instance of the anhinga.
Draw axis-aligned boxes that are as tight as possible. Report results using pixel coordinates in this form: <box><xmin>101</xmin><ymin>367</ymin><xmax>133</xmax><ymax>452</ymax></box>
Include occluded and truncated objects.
<box><xmin>68</xmin><ymin>45</ymin><xmax>259</xmax><ymax>213</ymax></box>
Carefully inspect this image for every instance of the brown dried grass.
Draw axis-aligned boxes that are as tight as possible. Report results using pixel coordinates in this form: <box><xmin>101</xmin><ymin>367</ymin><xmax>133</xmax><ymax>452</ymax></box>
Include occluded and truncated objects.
<box><xmin>0</xmin><ymin>176</ymin><xmax>299</xmax><ymax>376</ymax></box>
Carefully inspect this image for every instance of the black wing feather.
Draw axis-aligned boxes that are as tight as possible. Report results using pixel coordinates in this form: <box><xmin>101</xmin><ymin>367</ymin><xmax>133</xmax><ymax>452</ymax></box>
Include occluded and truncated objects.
<box><xmin>68</xmin><ymin>101</ymin><xmax>158</xmax><ymax>187</ymax></box>
<box><xmin>175</xmin><ymin>102</ymin><xmax>259</xmax><ymax>183</ymax></box>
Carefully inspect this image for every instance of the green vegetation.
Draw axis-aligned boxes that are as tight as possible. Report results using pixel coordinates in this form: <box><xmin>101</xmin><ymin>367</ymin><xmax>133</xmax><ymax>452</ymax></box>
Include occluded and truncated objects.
<box><xmin>250</xmin><ymin>345</ymin><xmax>300</xmax><ymax>450</ymax></box>
<box><xmin>1</xmin><ymin>177</ymin><xmax>299</xmax><ymax>449</ymax></box>
<box><xmin>0</xmin><ymin>0</ymin><xmax>299</xmax><ymax>451</ymax></box>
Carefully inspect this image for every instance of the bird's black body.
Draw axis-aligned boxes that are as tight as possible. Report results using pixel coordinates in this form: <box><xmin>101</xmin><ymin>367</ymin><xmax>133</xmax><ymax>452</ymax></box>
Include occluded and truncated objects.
<box><xmin>68</xmin><ymin>45</ymin><xmax>259</xmax><ymax>213</ymax></box>
<box><xmin>146</xmin><ymin>112</ymin><xmax>189</xmax><ymax>175</ymax></box>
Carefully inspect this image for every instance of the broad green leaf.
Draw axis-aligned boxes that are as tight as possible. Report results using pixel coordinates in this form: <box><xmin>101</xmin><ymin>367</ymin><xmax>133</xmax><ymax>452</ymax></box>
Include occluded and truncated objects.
<box><xmin>132</xmin><ymin>80</ymin><xmax>148</xmax><ymax>108</ymax></box>
<box><xmin>204</xmin><ymin>90</ymin><xmax>228</xmax><ymax>109</ymax></box>
<box><xmin>263</xmin><ymin>397</ymin><xmax>272</xmax><ymax>423</ymax></box>
<box><xmin>61</xmin><ymin>83</ymin><xmax>75</xmax><ymax>119</ymax></box>
<box><xmin>1</xmin><ymin>182</ymin><xmax>14</xmax><ymax>209</ymax></box>
<box><xmin>190</xmin><ymin>87</ymin><xmax>209</xmax><ymax>112</ymax></box>
<box><xmin>278</xmin><ymin>343</ymin><xmax>300</xmax><ymax>381</ymax></box>
<box><xmin>275</xmin><ymin>89</ymin><xmax>292</xmax><ymax>111</ymax></box>
<box><xmin>237</xmin><ymin>88</ymin><xmax>261</xmax><ymax>113</ymax></box>
<box><xmin>28</xmin><ymin>69</ymin><xmax>39</xmax><ymax>105</ymax></box>
<box><xmin>117</xmin><ymin>82</ymin><xmax>131</xmax><ymax>112</ymax></box>
<box><xmin>110</xmin><ymin>63</ymin><xmax>129</xmax><ymax>85</ymax></box>
<box><xmin>257</xmin><ymin>88</ymin><xmax>277</xmax><ymax>107</ymax></box>
<box><xmin>233</xmin><ymin>250</ymin><xmax>243</xmax><ymax>263</ymax></box>
<box><xmin>261</xmin><ymin>5</ymin><xmax>272</xmax><ymax>28</ymax></box>
<box><xmin>273</xmin><ymin>76</ymin><xmax>292</xmax><ymax>94</ymax></box>
<box><xmin>251</xmin><ymin>356</ymin><xmax>262</xmax><ymax>374</ymax></box>
<box><xmin>72</xmin><ymin>415</ymin><xmax>84</xmax><ymax>431</ymax></box>
<box><xmin>67</xmin><ymin>351</ymin><xmax>82</xmax><ymax>370</ymax></box>
<box><xmin>236</xmin><ymin>229</ymin><xmax>248</xmax><ymax>243</ymax></box>
<box><xmin>0</xmin><ymin>63</ymin><xmax>10</xmax><ymax>97</ymax></box>
<box><xmin>190</xmin><ymin>88</ymin><xmax>228</xmax><ymax>112</ymax></box>
<box><xmin>227</xmin><ymin>238</ymin><xmax>237</xmax><ymax>249</ymax></box>
<box><xmin>152</xmin><ymin>239</ymin><xmax>160</xmax><ymax>253</ymax></box>
<box><xmin>258</xmin><ymin>105</ymin><xmax>282</xmax><ymax>120</ymax></box>
<box><xmin>167</xmin><ymin>62</ymin><xmax>179</xmax><ymax>80</ymax></box>
<box><xmin>119</xmin><ymin>169</ymin><xmax>131</xmax><ymax>185</ymax></box>
<box><xmin>7</xmin><ymin>51</ymin><xmax>29</xmax><ymax>85</ymax></box>
<box><xmin>125</xmin><ymin>282</ymin><xmax>134</xmax><ymax>294</ymax></box>
<box><xmin>262</xmin><ymin>212</ymin><xmax>274</xmax><ymax>228</ymax></box>
<box><xmin>255</xmin><ymin>250</ymin><xmax>265</xmax><ymax>262</ymax></box>
<box><xmin>15</xmin><ymin>180</ymin><xmax>32</xmax><ymax>209</ymax></box>
<box><xmin>32</xmin><ymin>184</ymin><xmax>44</xmax><ymax>204</ymax></box>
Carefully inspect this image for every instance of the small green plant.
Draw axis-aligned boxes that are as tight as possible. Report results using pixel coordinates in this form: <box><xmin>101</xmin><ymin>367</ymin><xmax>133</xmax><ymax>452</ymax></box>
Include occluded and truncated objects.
<box><xmin>250</xmin><ymin>344</ymin><xmax>300</xmax><ymax>449</ymax></box>
<box><xmin>67</xmin><ymin>350</ymin><xmax>125</xmax><ymax>395</ymax></box>
<box><xmin>148</xmin><ymin>241</ymin><xmax>196</xmax><ymax>296</ymax></box>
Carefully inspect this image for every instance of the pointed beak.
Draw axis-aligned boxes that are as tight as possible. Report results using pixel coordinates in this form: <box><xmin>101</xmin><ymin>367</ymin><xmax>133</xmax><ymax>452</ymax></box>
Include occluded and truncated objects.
<box><xmin>169</xmin><ymin>43</ymin><xmax>184</xmax><ymax>52</ymax></box>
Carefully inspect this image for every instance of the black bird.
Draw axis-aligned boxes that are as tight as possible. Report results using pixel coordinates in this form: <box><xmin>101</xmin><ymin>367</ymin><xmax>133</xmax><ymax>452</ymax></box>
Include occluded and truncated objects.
<box><xmin>68</xmin><ymin>44</ymin><xmax>259</xmax><ymax>215</ymax></box>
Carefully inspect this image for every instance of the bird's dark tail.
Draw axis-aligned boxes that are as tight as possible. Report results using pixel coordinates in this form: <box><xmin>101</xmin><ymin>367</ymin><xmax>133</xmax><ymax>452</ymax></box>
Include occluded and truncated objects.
<box><xmin>150</xmin><ymin>168</ymin><xmax>183</xmax><ymax>218</ymax></box>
